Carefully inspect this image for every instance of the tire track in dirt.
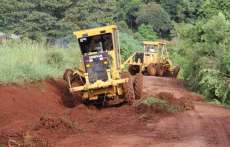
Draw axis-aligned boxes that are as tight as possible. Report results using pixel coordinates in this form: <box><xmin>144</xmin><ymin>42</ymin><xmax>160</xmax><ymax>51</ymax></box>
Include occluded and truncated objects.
<box><xmin>136</xmin><ymin>76</ymin><xmax>230</xmax><ymax>147</ymax></box>
<box><xmin>0</xmin><ymin>77</ymin><xmax>230</xmax><ymax>147</ymax></box>
<box><xmin>193</xmin><ymin>103</ymin><xmax>230</xmax><ymax>147</ymax></box>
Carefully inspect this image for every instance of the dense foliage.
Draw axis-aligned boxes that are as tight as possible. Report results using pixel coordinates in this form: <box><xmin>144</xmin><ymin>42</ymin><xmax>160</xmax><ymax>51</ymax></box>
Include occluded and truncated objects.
<box><xmin>174</xmin><ymin>13</ymin><xmax>230</xmax><ymax>104</ymax></box>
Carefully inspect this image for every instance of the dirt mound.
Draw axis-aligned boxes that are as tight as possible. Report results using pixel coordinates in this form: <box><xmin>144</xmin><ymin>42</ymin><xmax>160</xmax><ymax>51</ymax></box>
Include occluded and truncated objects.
<box><xmin>135</xmin><ymin>102</ymin><xmax>169</xmax><ymax>116</ymax></box>
<box><xmin>33</xmin><ymin>115</ymin><xmax>77</xmax><ymax>132</ymax></box>
<box><xmin>157</xmin><ymin>92</ymin><xmax>194</xmax><ymax>110</ymax></box>
<box><xmin>143</xmin><ymin>76</ymin><xmax>201</xmax><ymax>109</ymax></box>
<box><xmin>0</xmin><ymin>79</ymin><xmax>77</xmax><ymax>146</ymax></box>
<box><xmin>0</xmin><ymin>77</ymin><xmax>230</xmax><ymax>147</ymax></box>
<box><xmin>0</xmin><ymin>130</ymin><xmax>23</xmax><ymax>145</ymax></box>
<box><xmin>136</xmin><ymin>77</ymin><xmax>196</xmax><ymax>116</ymax></box>
<box><xmin>0</xmin><ymin>80</ymin><xmax>66</xmax><ymax>127</ymax></box>
<box><xmin>134</xmin><ymin>95</ymin><xmax>193</xmax><ymax>119</ymax></box>
<box><xmin>0</xmin><ymin>130</ymin><xmax>49</xmax><ymax>147</ymax></box>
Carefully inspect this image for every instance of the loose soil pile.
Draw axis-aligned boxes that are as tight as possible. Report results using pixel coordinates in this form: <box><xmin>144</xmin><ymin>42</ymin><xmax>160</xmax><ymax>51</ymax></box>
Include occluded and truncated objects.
<box><xmin>0</xmin><ymin>77</ymin><xmax>229</xmax><ymax>147</ymax></box>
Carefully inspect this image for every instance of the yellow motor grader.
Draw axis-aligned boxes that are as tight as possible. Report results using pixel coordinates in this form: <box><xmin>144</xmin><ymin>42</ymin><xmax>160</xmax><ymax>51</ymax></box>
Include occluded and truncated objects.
<box><xmin>63</xmin><ymin>25</ymin><xmax>143</xmax><ymax>105</ymax></box>
<box><xmin>124</xmin><ymin>41</ymin><xmax>180</xmax><ymax>77</ymax></box>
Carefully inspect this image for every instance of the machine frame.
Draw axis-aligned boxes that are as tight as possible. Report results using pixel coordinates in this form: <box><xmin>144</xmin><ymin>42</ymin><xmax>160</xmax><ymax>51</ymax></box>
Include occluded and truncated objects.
<box><xmin>64</xmin><ymin>25</ymin><xmax>129</xmax><ymax>101</ymax></box>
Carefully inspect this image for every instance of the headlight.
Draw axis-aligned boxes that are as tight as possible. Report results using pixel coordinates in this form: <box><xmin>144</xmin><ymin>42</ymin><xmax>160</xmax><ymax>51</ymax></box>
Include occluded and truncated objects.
<box><xmin>86</xmin><ymin>64</ymin><xmax>91</xmax><ymax>68</ymax></box>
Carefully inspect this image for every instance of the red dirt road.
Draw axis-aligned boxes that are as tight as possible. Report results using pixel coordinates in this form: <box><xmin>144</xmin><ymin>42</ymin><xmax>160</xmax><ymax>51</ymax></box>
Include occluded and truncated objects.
<box><xmin>0</xmin><ymin>77</ymin><xmax>230</xmax><ymax>147</ymax></box>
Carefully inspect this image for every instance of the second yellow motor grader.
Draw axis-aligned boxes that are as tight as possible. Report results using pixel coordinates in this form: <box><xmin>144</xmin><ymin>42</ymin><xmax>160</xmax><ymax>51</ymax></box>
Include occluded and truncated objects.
<box><xmin>124</xmin><ymin>41</ymin><xmax>180</xmax><ymax>77</ymax></box>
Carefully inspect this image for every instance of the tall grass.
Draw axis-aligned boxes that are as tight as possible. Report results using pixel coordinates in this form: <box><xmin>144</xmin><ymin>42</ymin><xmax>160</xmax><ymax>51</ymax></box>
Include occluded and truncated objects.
<box><xmin>0</xmin><ymin>40</ymin><xmax>80</xmax><ymax>84</ymax></box>
<box><xmin>0</xmin><ymin>32</ymin><xmax>142</xmax><ymax>84</ymax></box>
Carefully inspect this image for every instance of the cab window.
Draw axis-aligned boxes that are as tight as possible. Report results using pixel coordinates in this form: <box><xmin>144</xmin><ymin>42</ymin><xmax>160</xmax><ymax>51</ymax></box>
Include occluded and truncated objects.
<box><xmin>146</xmin><ymin>45</ymin><xmax>157</xmax><ymax>53</ymax></box>
<box><xmin>78</xmin><ymin>33</ymin><xmax>113</xmax><ymax>54</ymax></box>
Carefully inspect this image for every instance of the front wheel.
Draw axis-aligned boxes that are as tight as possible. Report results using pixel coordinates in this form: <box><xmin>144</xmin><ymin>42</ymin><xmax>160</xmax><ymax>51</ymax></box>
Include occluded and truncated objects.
<box><xmin>121</xmin><ymin>72</ymin><xmax>135</xmax><ymax>105</ymax></box>
<box><xmin>134</xmin><ymin>73</ymin><xmax>143</xmax><ymax>100</ymax></box>
<box><xmin>63</xmin><ymin>69</ymin><xmax>83</xmax><ymax>107</ymax></box>
<box><xmin>156</xmin><ymin>64</ymin><xmax>164</xmax><ymax>76</ymax></box>
<box><xmin>147</xmin><ymin>63</ymin><xmax>157</xmax><ymax>76</ymax></box>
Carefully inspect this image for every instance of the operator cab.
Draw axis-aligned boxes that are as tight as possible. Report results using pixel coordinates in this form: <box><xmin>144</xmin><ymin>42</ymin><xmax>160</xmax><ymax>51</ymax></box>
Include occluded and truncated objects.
<box><xmin>144</xmin><ymin>41</ymin><xmax>167</xmax><ymax>54</ymax></box>
<box><xmin>74</xmin><ymin>25</ymin><xmax>121</xmax><ymax>84</ymax></box>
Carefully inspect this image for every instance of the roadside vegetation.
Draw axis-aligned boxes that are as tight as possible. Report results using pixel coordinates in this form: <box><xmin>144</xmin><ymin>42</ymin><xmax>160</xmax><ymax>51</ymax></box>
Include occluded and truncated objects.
<box><xmin>135</xmin><ymin>97</ymin><xmax>185</xmax><ymax>113</ymax></box>
<box><xmin>0</xmin><ymin>40</ymin><xmax>80</xmax><ymax>84</ymax></box>
<box><xmin>173</xmin><ymin>13</ymin><xmax>230</xmax><ymax>105</ymax></box>
<box><xmin>0</xmin><ymin>0</ymin><xmax>229</xmax><ymax>105</ymax></box>
<box><xmin>0</xmin><ymin>32</ymin><xmax>141</xmax><ymax>84</ymax></box>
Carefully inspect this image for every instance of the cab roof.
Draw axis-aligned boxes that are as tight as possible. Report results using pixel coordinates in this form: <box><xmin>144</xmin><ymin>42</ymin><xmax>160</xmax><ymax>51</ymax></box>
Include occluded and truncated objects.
<box><xmin>74</xmin><ymin>25</ymin><xmax>117</xmax><ymax>39</ymax></box>
<box><xmin>143</xmin><ymin>41</ymin><xmax>166</xmax><ymax>45</ymax></box>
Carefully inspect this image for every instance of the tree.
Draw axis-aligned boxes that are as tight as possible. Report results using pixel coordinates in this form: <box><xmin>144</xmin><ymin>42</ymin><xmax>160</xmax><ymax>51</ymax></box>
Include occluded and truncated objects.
<box><xmin>116</xmin><ymin>0</ymin><xmax>142</xmax><ymax>29</ymax></box>
<box><xmin>176</xmin><ymin>0</ymin><xmax>202</xmax><ymax>23</ymax></box>
<box><xmin>0</xmin><ymin>0</ymin><xmax>34</xmax><ymax>33</ymax></box>
<box><xmin>199</xmin><ymin>0</ymin><xmax>230</xmax><ymax>20</ymax></box>
<box><xmin>0</xmin><ymin>0</ymin><xmax>73</xmax><ymax>39</ymax></box>
<box><xmin>136</xmin><ymin>2</ymin><xmax>172</xmax><ymax>38</ymax></box>
<box><xmin>159</xmin><ymin>0</ymin><xmax>180</xmax><ymax>21</ymax></box>
<box><xmin>176</xmin><ymin>13</ymin><xmax>230</xmax><ymax>103</ymax></box>
<box><xmin>64</xmin><ymin>0</ymin><xmax>118</xmax><ymax>29</ymax></box>
<box><xmin>137</xmin><ymin>24</ymin><xmax>158</xmax><ymax>40</ymax></box>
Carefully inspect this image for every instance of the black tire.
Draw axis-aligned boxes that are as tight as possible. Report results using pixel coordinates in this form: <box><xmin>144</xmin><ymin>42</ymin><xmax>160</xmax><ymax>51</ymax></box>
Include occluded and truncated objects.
<box><xmin>164</xmin><ymin>70</ymin><xmax>173</xmax><ymax>77</ymax></box>
<box><xmin>156</xmin><ymin>64</ymin><xmax>164</xmax><ymax>76</ymax></box>
<box><xmin>147</xmin><ymin>63</ymin><xmax>157</xmax><ymax>76</ymax></box>
<box><xmin>63</xmin><ymin>69</ymin><xmax>83</xmax><ymax>107</ymax></box>
<box><xmin>62</xmin><ymin>89</ymin><xmax>77</xmax><ymax>108</ymax></box>
<box><xmin>134</xmin><ymin>73</ymin><xmax>143</xmax><ymax>100</ymax></box>
<box><xmin>121</xmin><ymin>72</ymin><xmax>135</xmax><ymax>105</ymax></box>
<box><xmin>173</xmin><ymin>66</ymin><xmax>180</xmax><ymax>78</ymax></box>
<box><xmin>128</xmin><ymin>65</ymin><xmax>140</xmax><ymax>75</ymax></box>
<box><xmin>63</xmin><ymin>69</ymin><xmax>73</xmax><ymax>82</ymax></box>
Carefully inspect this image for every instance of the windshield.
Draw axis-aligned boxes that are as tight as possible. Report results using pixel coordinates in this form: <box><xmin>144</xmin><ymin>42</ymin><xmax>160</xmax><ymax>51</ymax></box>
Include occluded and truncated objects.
<box><xmin>145</xmin><ymin>45</ymin><xmax>158</xmax><ymax>53</ymax></box>
<box><xmin>78</xmin><ymin>33</ymin><xmax>113</xmax><ymax>54</ymax></box>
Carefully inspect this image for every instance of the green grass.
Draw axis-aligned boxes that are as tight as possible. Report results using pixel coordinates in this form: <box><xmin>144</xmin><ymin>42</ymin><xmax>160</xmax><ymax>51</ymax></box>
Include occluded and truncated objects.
<box><xmin>142</xmin><ymin>97</ymin><xmax>168</xmax><ymax>106</ymax></box>
<box><xmin>0</xmin><ymin>32</ymin><xmax>142</xmax><ymax>84</ymax></box>
<box><xmin>138</xmin><ymin>97</ymin><xmax>182</xmax><ymax>113</ymax></box>
<box><xmin>0</xmin><ymin>40</ymin><xmax>80</xmax><ymax>84</ymax></box>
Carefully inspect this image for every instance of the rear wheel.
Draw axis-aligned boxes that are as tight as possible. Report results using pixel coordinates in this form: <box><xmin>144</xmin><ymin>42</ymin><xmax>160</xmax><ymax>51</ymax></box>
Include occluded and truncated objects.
<box><xmin>156</xmin><ymin>64</ymin><xmax>164</xmax><ymax>76</ymax></box>
<box><xmin>147</xmin><ymin>63</ymin><xmax>157</xmax><ymax>76</ymax></box>
<box><xmin>122</xmin><ymin>72</ymin><xmax>135</xmax><ymax>105</ymax></box>
<box><xmin>134</xmin><ymin>73</ymin><xmax>143</xmax><ymax>100</ymax></box>
<box><xmin>128</xmin><ymin>65</ymin><xmax>140</xmax><ymax>75</ymax></box>
<box><xmin>173</xmin><ymin>66</ymin><xmax>180</xmax><ymax>78</ymax></box>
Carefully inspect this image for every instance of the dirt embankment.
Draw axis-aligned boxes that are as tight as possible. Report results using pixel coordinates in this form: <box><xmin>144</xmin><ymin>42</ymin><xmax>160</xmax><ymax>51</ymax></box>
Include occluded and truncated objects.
<box><xmin>0</xmin><ymin>77</ymin><xmax>230</xmax><ymax>147</ymax></box>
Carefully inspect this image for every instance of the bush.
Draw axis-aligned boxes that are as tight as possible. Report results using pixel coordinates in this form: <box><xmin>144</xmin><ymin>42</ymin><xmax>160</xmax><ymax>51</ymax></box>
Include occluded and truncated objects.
<box><xmin>198</xmin><ymin>69</ymin><xmax>230</xmax><ymax>104</ymax></box>
<box><xmin>0</xmin><ymin>40</ymin><xmax>80</xmax><ymax>84</ymax></box>
<box><xmin>136</xmin><ymin>97</ymin><xmax>184</xmax><ymax>113</ymax></box>
<box><xmin>222</xmin><ymin>52</ymin><xmax>230</xmax><ymax>74</ymax></box>
<box><xmin>174</xmin><ymin>13</ymin><xmax>230</xmax><ymax>104</ymax></box>
<box><xmin>137</xmin><ymin>24</ymin><xmax>158</xmax><ymax>40</ymax></box>
<box><xmin>47</xmin><ymin>51</ymin><xmax>64</xmax><ymax>68</ymax></box>
<box><xmin>119</xmin><ymin>31</ymin><xmax>142</xmax><ymax>59</ymax></box>
<box><xmin>136</xmin><ymin>2</ymin><xmax>172</xmax><ymax>38</ymax></box>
